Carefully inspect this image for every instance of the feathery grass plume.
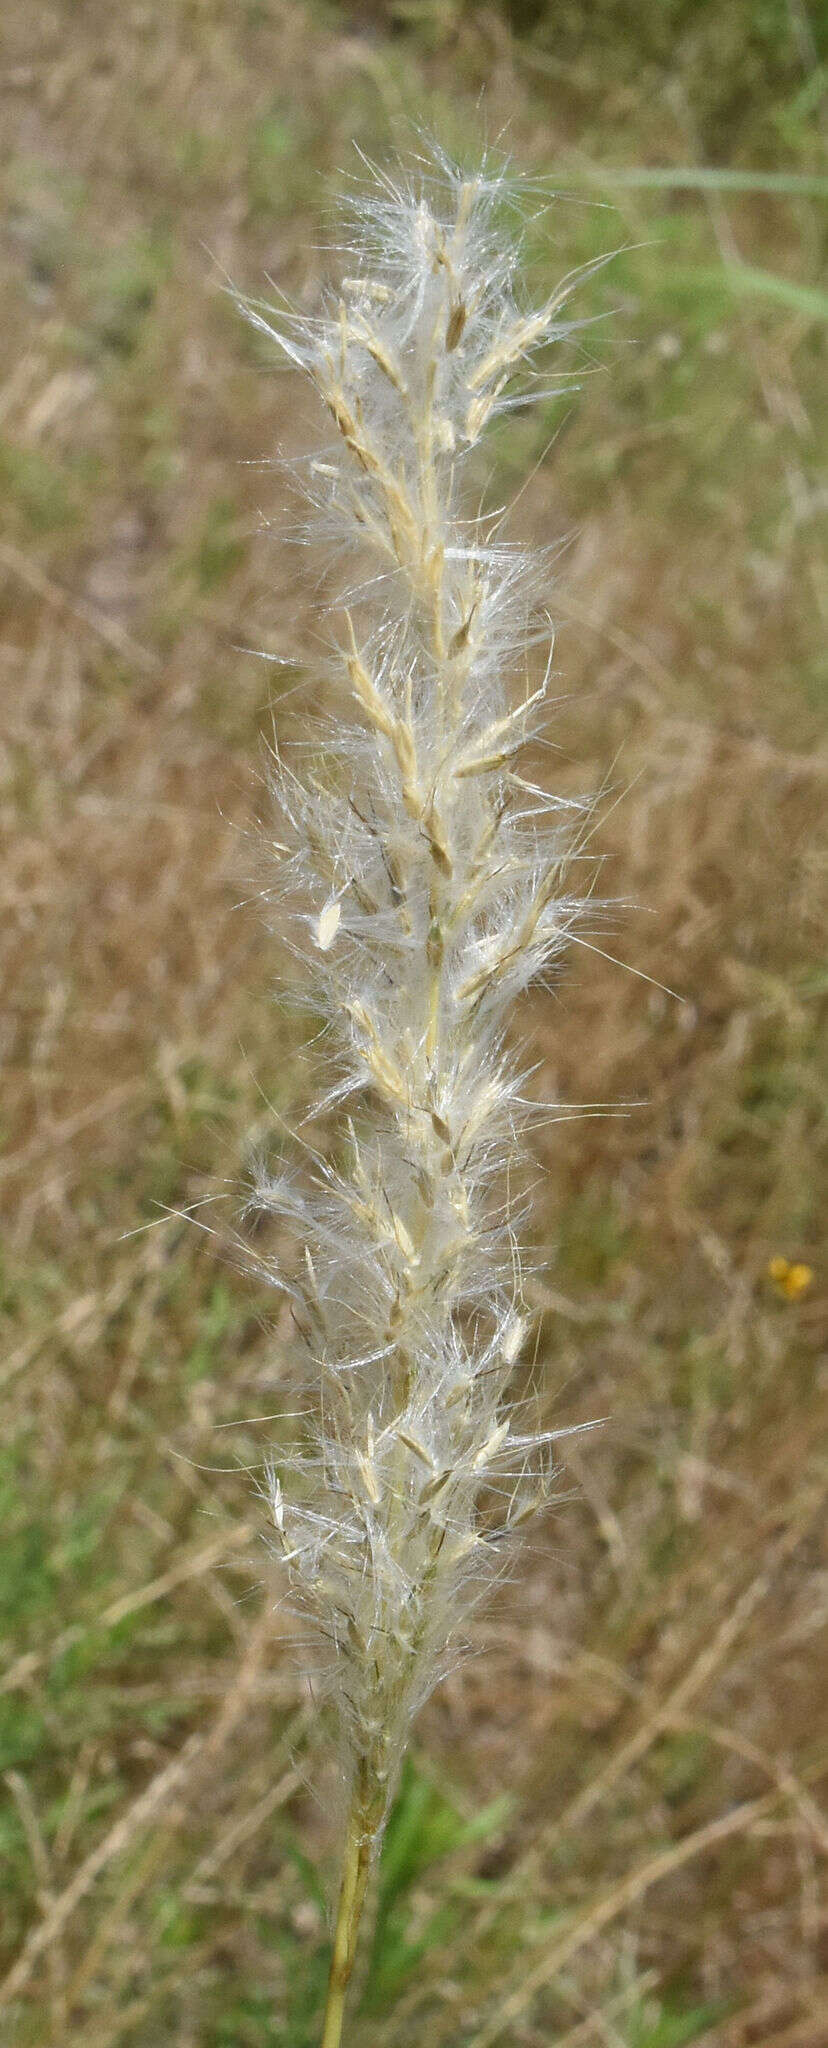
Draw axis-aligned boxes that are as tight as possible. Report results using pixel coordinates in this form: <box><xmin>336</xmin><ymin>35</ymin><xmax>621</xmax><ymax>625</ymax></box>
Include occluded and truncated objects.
<box><xmin>242</xmin><ymin>146</ymin><xmax>605</xmax><ymax>2046</ymax></box>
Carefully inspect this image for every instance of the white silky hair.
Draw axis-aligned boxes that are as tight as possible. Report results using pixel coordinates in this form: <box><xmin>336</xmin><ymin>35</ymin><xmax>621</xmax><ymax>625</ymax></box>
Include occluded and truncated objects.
<box><xmin>242</xmin><ymin>147</ymin><xmax>602</xmax><ymax>1854</ymax></box>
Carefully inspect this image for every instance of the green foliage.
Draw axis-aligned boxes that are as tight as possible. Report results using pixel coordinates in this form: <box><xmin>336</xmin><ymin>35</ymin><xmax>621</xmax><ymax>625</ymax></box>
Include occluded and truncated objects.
<box><xmin>190</xmin><ymin>496</ymin><xmax>248</xmax><ymax>592</ymax></box>
<box><xmin>557</xmin><ymin>1183</ymin><xmax>632</xmax><ymax>1289</ymax></box>
<box><xmin>361</xmin><ymin>1758</ymin><xmax>512</xmax><ymax>2011</ymax></box>
<box><xmin>186</xmin><ymin>1282</ymin><xmax>243</xmax><ymax>1382</ymax></box>
<box><xmin>90</xmin><ymin>229</ymin><xmax>172</xmax><ymax>357</ymax></box>
<box><xmin>0</xmin><ymin>1696</ymin><xmax>46</xmax><ymax>1774</ymax></box>
<box><xmin>624</xmin><ymin>1991</ymin><xmax>729</xmax><ymax>2047</ymax></box>
<box><xmin>209</xmin><ymin>1984</ymin><xmax>287</xmax><ymax>2046</ymax></box>
<box><xmin>246</xmin><ymin>106</ymin><xmax>308</xmax><ymax>219</ymax></box>
<box><xmin>650</xmin><ymin>1730</ymin><xmax>713</xmax><ymax>1805</ymax></box>
<box><xmin>0</xmin><ymin>438</ymin><xmax>79</xmax><ymax>533</ymax></box>
<box><xmin>667</xmin><ymin>261</ymin><xmax>828</xmax><ymax>320</ymax></box>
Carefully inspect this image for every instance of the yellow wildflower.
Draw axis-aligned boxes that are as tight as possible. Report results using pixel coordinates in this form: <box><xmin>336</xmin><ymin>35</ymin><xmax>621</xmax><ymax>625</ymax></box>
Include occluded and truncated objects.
<box><xmin>768</xmin><ymin>1257</ymin><xmax>814</xmax><ymax>1300</ymax></box>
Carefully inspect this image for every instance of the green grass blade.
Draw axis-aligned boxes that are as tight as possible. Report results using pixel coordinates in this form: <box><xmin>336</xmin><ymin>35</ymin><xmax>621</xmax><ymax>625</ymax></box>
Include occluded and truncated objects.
<box><xmin>667</xmin><ymin>261</ymin><xmax>828</xmax><ymax>319</ymax></box>
<box><xmin>567</xmin><ymin>165</ymin><xmax>828</xmax><ymax>198</ymax></box>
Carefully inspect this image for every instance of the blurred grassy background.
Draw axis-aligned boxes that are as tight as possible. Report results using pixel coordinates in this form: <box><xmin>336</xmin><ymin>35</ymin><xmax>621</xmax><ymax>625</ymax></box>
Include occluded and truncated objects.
<box><xmin>1</xmin><ymin>3</ymin><xmax>826</xmax><ymax>2044</ymax></box>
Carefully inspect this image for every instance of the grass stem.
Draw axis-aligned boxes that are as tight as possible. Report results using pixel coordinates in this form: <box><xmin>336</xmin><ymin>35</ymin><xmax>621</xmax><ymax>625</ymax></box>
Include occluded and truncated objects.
<box><xmin>320</xmin><ymin>1797</ymin><xmax>371</xmax><ymax>2048</ymax></box>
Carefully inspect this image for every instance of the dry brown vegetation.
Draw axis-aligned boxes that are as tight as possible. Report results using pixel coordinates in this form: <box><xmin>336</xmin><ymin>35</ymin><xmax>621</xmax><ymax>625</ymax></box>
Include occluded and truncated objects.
<box><xmin>1</xmin><ymin>4</ymin><xmax>826</xmax><ymax>2045</ymax></box>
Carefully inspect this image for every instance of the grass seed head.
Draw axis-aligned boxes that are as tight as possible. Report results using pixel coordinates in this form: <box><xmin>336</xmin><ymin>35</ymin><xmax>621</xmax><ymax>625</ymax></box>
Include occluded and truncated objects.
<box><xmin>244</xmin><ymin>147</ymin><xmax>600</xmax><ymax>1847</ymax></box>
